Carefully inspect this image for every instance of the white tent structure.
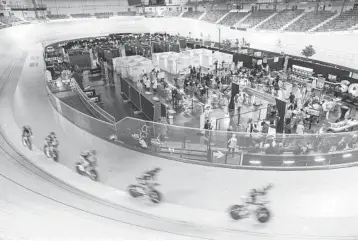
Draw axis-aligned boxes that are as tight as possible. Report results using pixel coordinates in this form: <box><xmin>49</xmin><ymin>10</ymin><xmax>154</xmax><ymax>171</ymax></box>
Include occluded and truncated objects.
<box><xmin>113</xmin><ymin>55</ymin><xmax>154</xmax><ymax>82</ymax></box>
<box><xmin>152</xmin><ymin>49</ymin><xmax>234</xmax><ymax>75</ymax></box>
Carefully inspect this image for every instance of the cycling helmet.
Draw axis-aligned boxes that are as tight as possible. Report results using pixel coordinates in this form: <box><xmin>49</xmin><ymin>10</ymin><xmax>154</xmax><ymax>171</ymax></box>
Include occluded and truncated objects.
<box><xmin>50</xmin><ymin>132</ymin><xmax>56</xmax><ymax>137</ymax></box>
<box><xmin>90</xmin><ymin>149</ymin><xmax>96</xmax><ymax>155</ymax></box>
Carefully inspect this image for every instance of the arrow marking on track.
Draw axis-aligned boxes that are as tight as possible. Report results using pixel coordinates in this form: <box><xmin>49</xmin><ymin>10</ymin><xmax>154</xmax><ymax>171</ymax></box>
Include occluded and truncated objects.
<box><xmin>213</xmin><ymin>151</ymin><xmax>224</xmax><ymax>158</ymax></box>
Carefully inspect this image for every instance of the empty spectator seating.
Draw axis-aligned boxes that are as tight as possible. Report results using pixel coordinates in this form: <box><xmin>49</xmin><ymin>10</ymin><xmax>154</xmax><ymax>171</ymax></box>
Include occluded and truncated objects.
<box><xmin>285</xmin><ymin>11</ymin><xmax>335</xmax><ymax>32</ymax></box>
<box><xmin>316</xmin><ymin>9</ymin><xmax>358</xmax><ymax>32</ymax></box>
<box><xmin>0</xmin><ymin>16</ymin><xmax>23</xmax><ymax>25</ymax></box>
<box><xmin>182</xmin><ymin>11</ymin><xmax>203</xmax><ymax>19</ymax></box>
<box><xmin>162</xmin><ymin>10</ymin><xmax>181</xmax><ymax>17</ymax></box>
<box><xmin>239</xmin><ymin>10</ymin><xmax>276</xmax><ymax>28</ymax></box>
<box><xmin>117</xmin><ymin>11</ymin><xmax>136</xmax><ymax>16</ymax></box>
<box><xmin>258</xmin><ymin>9</ymin><xmax>304</xmax><ymax>30</ymax></box>
<box><xmin>70</xmin><ymin>13</ymin><xmax>92</xmax><ymax>18</ymax></box>
<box><xmin>94</xmin><ymin>12</ymin><xmax>114</xmax><ymax>18</ymax></box>
<box><xmin>47</xmin><ymin>14</ymin><xmax>69</xmax><ymax>20</ymax></box>
<box><xmin>219</xmin><ymin>12</ymin><xmax>248</xmax><ymax>26</ymax></box>
<box><xmin>202</xmin><ymin>10</ymin><xmax>228</xmax><ymax>23</ymax></box>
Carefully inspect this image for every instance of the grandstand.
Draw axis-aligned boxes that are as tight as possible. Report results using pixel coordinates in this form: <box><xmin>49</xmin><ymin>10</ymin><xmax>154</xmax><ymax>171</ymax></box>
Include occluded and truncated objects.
<box><xmin>219</xmin><ymin>11</ymin><xmax>248</xmax><ymax>26</ymax></box>
<box><xmin>316</xmin><ymin>9</ymin><xmax>358</xmax><ymax>32</ymax></box>
<box><xmin>258</xmin><ymin>9</ymin><xmax>304</xmax><ymax>30</ymax></box>
<box><xmin>117</xmin><ymin>11</ymin><xmax>136</xmax><ymax>16</ymax></box>
<box><xmin>47</xmin><ymin>14</ymin><xmax>70</xmax><ymax>20</ymax></box>
<box><xmin>0</xmin><ymin>15</ymin><xmax>24</xmax><ymax>25</ymax></box>
<box><xmin>94</xmin><ymin>12</ymin><xmax>114</xmax><ymax>18</ymax></box>
<box><xmin>2</xmin><ymin>0</ymin><xmax>358</xmax><ymax>33</ymax></box>
<box><xmin>70</xmin><ymin>13</ymin><xmax>92</xmax><ymax>18</ymax></box>
<box><xmin>44</xmin><ymin>0</ymin><xmax>131</xmax><ymax>15</ymax></box>
<box><xmin>162</xmin><ymin>9</ymin><xmax>181</xmax><ymax>17</ymax></box>
<box><xmin>285</xmin><ymin>11</ymin><xmax>336</xmax><ymax>32</ymax></box>
<box><xmin>201</xmin><ymin>10</ymin><xmax>228</xmax><ymax>23</ymax></box>
<box><xmin>182</xmin><ymin>11</ymin><xmax>203</xmax><ymax>19</ymax></box>
<box><xmin>238</xmin><ymin>9</ymin><xmax>276</xmax><ymax>28</ymax></box>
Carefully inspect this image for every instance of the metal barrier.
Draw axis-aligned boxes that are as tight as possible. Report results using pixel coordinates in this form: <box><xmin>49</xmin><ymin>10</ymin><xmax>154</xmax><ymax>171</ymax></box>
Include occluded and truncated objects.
<box><xmin>46</xmin><ymin>76</ymin><xmax>358</xmax><ymax>169</ymax></box>
<box><xmin>46</xmin><ymin>82</ymin><xmax>117</xmax><ymax>140</ymax></box>
<box><xmin>71</xmin><ymin>79</ymin><xmax>116</xmax><ymax>124</ymax></box>
<box><xmin>114</xmin><ymin>117</ymin><xmax>358</xmax><ymax>169</ymax></box>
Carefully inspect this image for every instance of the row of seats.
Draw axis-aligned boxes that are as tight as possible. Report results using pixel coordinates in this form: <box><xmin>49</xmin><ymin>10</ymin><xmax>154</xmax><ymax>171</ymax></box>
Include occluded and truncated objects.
<box><xmin>94</xmin><ymin>12</ymin><xmax>114</xmax><ymax>18</ymax></box>
<box><xmin>70</xmin><ymin>13</ymin><xmax>92</xmax><ymax>18</ymax></box>
<box><xmin>316</xmin><ymin>9</ymin><xmax>358</xmax><ymax>32</ymax></box>
<box><xmin>285</xmin><ymin>11</ymin><xmax>336</xmax><ymax>32</ymax></box>
<box><xmin>48</xmin><ymin>12</ymin><xmax>134</xmax><ymax>19</ymax></box>
<box><xmin>47</xmin><ymin>14</ymin><xmax>70</xmax><ymax>19</ymax></box>
<box><xmin>257</xmin><ymin>9</ymin><xmax>304</xmax><ymax>30</ymax></box>
<box><xmin>182</xmin><ymin>11</ymin><xmax>203</xmax><ymax>19</ymax></box>
<box><xmin>238</xmin><ymin>9</ymin><xmax>276</xmax><ymax>28</ymax></box>
<box><xmin>42</xmin><ymin>9</ymin><xmax>358</xmax><ymax>32</ymax></box>
<box><xmin>162</xmin><ymin>10</ymin><xmax>181</xmax><ymax>17</ymax></box>
<box><xmin>201</xmin><ymin>10</ymin><xmax>228</xmax><ymax>23</ymax></box>
<box><xmin>0</xmin><ymin>16</ymin><xmax>23</xmax><ymax>25</ymax></box>
<box><xmin>117</xmin><ymin>11</ymin><xmax>136</xmax><ymax>16</ymax></box>
<box><xmin>219</xmin><ymin>12</ymin><xmax>248</xmax><ymax>26</ymax></box>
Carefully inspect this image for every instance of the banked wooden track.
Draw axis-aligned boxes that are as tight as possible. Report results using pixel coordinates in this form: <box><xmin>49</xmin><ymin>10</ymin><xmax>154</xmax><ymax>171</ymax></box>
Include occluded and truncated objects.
<box><xmin>0</xmin><ymin>21</ymin><xmax>358</xmax><ymax>239</ymax></box>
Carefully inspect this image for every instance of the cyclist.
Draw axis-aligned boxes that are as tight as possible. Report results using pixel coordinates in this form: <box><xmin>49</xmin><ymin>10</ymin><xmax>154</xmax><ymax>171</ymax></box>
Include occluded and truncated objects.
<box><xmin>80</xmin><ymin>149</ymin><xmax>97</xmax><ymax>172</ymax></box>
<box><xmin>249</xmin><ymin>183</ymin><xmax>273</xmax><ymax>204</ymax></box>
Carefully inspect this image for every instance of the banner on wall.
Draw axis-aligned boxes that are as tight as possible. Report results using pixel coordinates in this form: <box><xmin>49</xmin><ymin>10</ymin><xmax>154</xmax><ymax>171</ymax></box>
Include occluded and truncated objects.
<box><xmin>274</xmin><ymin>57</ymin><xmax>279</xmax><ymax>63</ymax></box>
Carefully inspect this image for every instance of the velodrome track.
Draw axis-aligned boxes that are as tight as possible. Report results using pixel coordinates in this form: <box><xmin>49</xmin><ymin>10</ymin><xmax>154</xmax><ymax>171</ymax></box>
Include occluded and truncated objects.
<box><xmin>0</xmin><ymin>21</ymin><xmax>358</xmax><ymax>239</ymax></box>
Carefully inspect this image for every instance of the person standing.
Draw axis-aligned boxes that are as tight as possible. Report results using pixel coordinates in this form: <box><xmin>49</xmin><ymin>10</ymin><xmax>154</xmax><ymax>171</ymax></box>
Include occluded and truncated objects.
<box><xmin>285</xmin><ymin>105</ymin><xmax>293</xmax><ymax>124</ymax></box>
<box><xmin>152</xmin><ymin>77</ymin><xmax>158</xmax><ymax>94</ymax></box>
<box><xmin>296</xmin><ymin>121</ymin><xmax>304</xmax><ymax>135</ymax></box>
<box><xmin>289</xmin><ymin>92</ymin><xmax>295</xmax><ymax>104</ymax></box>
<box><xmin>228</xmin><ymin>133</ymin><xmax>238</xmax><ymax>158</ymax></box>
<box><xmin>204</xmin><ymin>119</ymin><xmax>211</xmax><ymax>138</ymax></box>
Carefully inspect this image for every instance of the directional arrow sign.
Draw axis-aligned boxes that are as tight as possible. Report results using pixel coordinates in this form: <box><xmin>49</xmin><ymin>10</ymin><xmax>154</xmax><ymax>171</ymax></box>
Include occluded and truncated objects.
<box><xmin>213</xmin><ymin>151</ymin><xmax>225</xmax><ymax>159</ymax></box>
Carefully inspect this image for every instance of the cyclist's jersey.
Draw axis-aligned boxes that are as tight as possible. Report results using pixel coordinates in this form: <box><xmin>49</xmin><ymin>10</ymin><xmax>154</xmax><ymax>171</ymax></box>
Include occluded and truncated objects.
<box><xmin>23</xmin><ymin>128</ymin><xmax>31</xmax><ymax>136</ymax></box>
<box><xmin>49</xmin><ymin>137</ymin><xmax>59</xmax><ymax>147</ymax></box>
<box><xmin>81</xmin><ymin>152</ymin><xmax>97</xmax><ymax>166</ymax></box>
<box><xmin>250</xmin><ymin>189</ymin><xmax>267</xmax><ymax>203</ymax></box>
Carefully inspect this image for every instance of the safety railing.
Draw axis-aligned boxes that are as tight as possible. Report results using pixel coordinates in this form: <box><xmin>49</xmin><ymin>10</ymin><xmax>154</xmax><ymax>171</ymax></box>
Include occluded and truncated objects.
<box><xmin>45</xmin><ymin>74</ymin><xmax>358</xmax><ymax>169</ymax></box>
<box><xmin>71</xmin><ymin>78</ymin><xmax>116</xmax><ymax>124</ymax></box>
<box><xmin>114</xmin><ymin>117</ymin><xmax>358</xmax><ymax>169</ymax></box>
<box><xmin>45</xmin><ymin>81</ymin><xmax>117</xmax><ymax>140</ymax></box>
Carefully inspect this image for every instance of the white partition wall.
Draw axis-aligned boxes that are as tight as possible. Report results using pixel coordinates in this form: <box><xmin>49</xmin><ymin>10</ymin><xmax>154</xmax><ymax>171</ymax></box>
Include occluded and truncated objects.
<box><xmin>113</xmin><ymin>55</ymin><xmax>153</xmax><ymax>79</ymax></box>
<box><xmin>202</xmin><ymin>54</ymin><xmax>213</xmax><ymax>67</ymax></box>
<box><xmin>150</xmin><ymin>49</ymin><xmax>234</xmax><ymax>74</ymax></box>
